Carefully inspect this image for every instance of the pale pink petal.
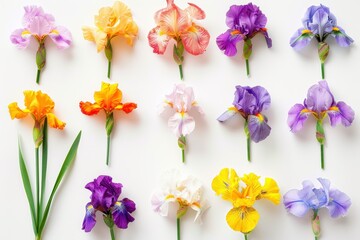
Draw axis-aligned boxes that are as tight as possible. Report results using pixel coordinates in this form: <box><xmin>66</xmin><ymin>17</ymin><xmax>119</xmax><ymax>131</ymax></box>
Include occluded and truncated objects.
<box><xmin>49</xmin><ymin>26</ymin><xmax>72</xmax><ymax>49</ymax></box>
<box><xmin>181</xmin><ymin>24</ymin><xmax>210</xmax><ymax>55</ymax></box>
<box><xmin>159</xmin><ymin>7</ymin><xmax>192</xmax><ymax>36</ymax></box>
<box><xmin>168</xmin><ymin>112</ymin><xmax>195</xmax><ymax>137</ymax></box>
<box><xmin>28</xmin><ymin>16</ymin><xmax>53</xmax><ymax>36</ymax></box>
<box><xmin>148</xmin><ymin>26</ymin><xmax>171</xmax><ymax>54</ymax></box>
<box><xmin>10</xmin><ymin>28</ymin><xmax>31</xmax><ymax>49</ymax></box>
<box><xmin>185</xmin><ymin>3</ymin><xmax>205</xmax><ymax>20</ymax></box>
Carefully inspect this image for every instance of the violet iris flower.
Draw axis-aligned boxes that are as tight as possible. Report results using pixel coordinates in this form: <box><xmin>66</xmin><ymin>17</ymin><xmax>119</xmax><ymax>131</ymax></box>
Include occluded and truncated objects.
<box><xmin>283</xmin><ymin>178</ymin><xmax>351</xmax><ymax>240</ymax></box>
<box><xmin>218</xmin><ymin>85</ymin><xmax>271</xmax><ymax>162</ymax></box>
<box><xmin>82</xmin><ymin>175</ymin><xmax>136</xmax><ymax>240</ymax></box>
<box><xmin>10</xmin><ymin>6</ymin><xmax>72</xmax><ymax>84</ymax></box>
<box><xmin>288</xmin><ymin>81</ymin><xmax>354</xmax><ymax>169</ymax></box>
<box><xmin>216</xmin><ymin>3</ymin><xmax>271</xmax><ymax>76</ymax></box>
<box><xmin>290</xmin><ymin>5</ymin><xmax>353</xmax><ymax>79</ymax></box>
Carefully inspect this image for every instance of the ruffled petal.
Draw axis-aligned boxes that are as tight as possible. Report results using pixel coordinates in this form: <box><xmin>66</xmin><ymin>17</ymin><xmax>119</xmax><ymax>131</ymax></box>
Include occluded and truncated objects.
<box><xmin>10</xmin><ymin>29</ymin><xmax>31</xmax><ymax>49</ymax></box>
<box><xmin>49</xmin><ymin>26</ymin><xmax>72</xmax><ymax>49</ymax></box>
<box><xmin>327</xmin><ymin>189</ymin><xmax>351</xmax><ymax>218</ymax></box>
<box><xmin>216</xmin><ymin>29</ymin><xmax>243</xmax><ymax>57</ymax></box>
<box><xmin>148</xmin><ymin>26</ymin><xmax>171</xmax><ymax>54</ymax></box>
<box><xmin>82</xmin><ymin>203</ymin><xmax>97</xmax><ymax>232</ymax></box>
<box><xmin>287</xmin><ymin>104</ymin><xmax>311</xmax><ymax>132</ymax></box>
<box><xmin>181</xmin><ymin>24</ymin><xmax>210</xmax><ymax>55</ymax></box>
<box><xmin>112</xmin><ymin>199</ymin><xmax>136</xmax><ymax>229</ymax></box>
<box><xmin>217</xmin><ymin>107</ymin><xmax>238</xmax><ymax>122</ymax></box>
<box><xmin>159</xmin><ymin>6</ymin><xmax>191</xmax><ymax>36</ymax></box>
<box><xmin>226</xmin><ymin>207</ymin><xmax>259</xmax><ymax>233</ymax></box>
<box><xmin>327</xmin><ymin>101</ymin><xmax>354</xmax><ymax>127</ymax></box>
<box><xmin>79</xmin><ymin>101</ymin><xmax>102</xmax><ymax>115</ymax></box>
<box><xmin>259</xmin><ymin>178</ymin><xmax>281</xmax><ymax>204</ymax></box>
<box><xmin>211</xmin><ymin>168</ymin><xmax>240</xmax><ymax>202</ymax></box>
<box><xmin>185</xmin><ymin>3</ymin><xmax>205</xmax><ymax>20</ymax></box>
<box><xmin>290</xmin><ymin>28</ymin><xmax>314</xmax><ymax>50</ymax></box>
<box><xmin>250</xmin><ymin>86</ymin><xmax>271</xmax><ymax>112</ymax></box>
<box><xmin>248</xmin><ymin>114</ymin><xmax>271</xmax><ymax>143</ymax></box>
<box><xmin>94</xmin><ymin>82</ymin><xmax>122</xmax><ymax>112</ymax></box>
<box><xmin>46</xmin><ymin>113</ymin><xmax>66</xmax><ymax>130</ymax></box>
<box><xmin>332</xmin><ymin>26</ymin><xmax>354</xmax><ymax>47</ymax></box>
<box><xmin>168</xmin><ymin>112</ymin><xmax>195</xmax><ymax>138</ymax></box>
<box><xmin>8</xmin><ymin>102</ymin><xmax>29</xmax><ymax>119</ymax></box>
<box><xmin>283</xmin><ymin>189</ymin><xmax>310</xmax><ymax>217</ymax></box>
<box><xmin>82</xmin><ymin>26</ymin><xmax>107</xmax><ymax>52</ymax></box>
<box><xmin>27</xmin><ymin>15</ymin><xmax>53</xmax><ymax>36</ymax></box>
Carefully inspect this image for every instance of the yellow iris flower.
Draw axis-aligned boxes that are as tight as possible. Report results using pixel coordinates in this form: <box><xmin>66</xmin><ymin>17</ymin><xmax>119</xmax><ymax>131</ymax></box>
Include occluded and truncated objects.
<box><xmin>212</xmin><ymin>168</ymin><xmax>280</xmax><ymax>237</ymax></box>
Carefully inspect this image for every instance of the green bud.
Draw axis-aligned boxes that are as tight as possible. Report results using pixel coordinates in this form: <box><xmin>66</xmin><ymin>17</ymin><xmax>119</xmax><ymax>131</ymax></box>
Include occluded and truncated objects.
<box><xmin>177</xmin><ymin>205</ymin><xmax>188</xmax><ymax>219</ymax></box>
<box><xmin>33</xmin><ymin>121</ymin><xmax>44</xmax><ymax>148</ymax></box>
<box><xmin>103</xmin><ymin>214</ymin><xmax>114</xmax><ymax>228</ymax></box>
<box><xmin>106</xmin><ymin>112</ymin><xmax>114</xmax><ymax>137</ymax></box>
<box><xmin>316</xmin><ymin>120</ymin><xmax>325</xmax><ymax>144</ymax></box>
<box><xmin>312</xmin><ymin>215</ymin><xmax>321</xmax><ymax>237</ymax></box>
<box><xmin>105</xmin><ymin>40</ymin><xmax>113</xmax><ymax>62</ymax></box>
<box><xmin>173</xmin><ymin>41</ymin><xmax>184</xmax><ymax>65</ymax></box>
<box><xmin>178</xmin><ymin>135</ymin><xmax>186</xmax><ymax>150</ymax></box>
<box><xmin>318</xmin><ymin>42</ymin><xmax>329</xmax><ymax>64</ymax></box>
<box><xmin>243</xmin><ymin>38</ymin><xmax>253</xmax><ymax>60</ymax></box>
<box><xmin>36</xmin><ymin>42</ymin><xmax>46</xmax><ymax>70</ymax></box>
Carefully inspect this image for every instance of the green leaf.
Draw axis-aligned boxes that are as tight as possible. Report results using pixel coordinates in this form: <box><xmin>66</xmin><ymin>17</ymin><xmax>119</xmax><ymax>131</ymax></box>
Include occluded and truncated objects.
<box><xmin>40</xmin><ymin>119</ymin><xmax>48</xmax><ymax>222</ymax></box>
<box><xmin>38</xmin><ymin>131</ymin><xmax>82</xmax><ymax>234</ymax></box>
<box><xmin>18</xmin><ymin>141</ymin><xmax>38</xmax><ymax>235</ymax></box>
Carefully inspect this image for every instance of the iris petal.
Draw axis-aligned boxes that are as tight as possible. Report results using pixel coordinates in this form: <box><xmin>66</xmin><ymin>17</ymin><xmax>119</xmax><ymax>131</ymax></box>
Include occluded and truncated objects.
<box><xmin>327</xmin><ymin>101</ymin><xmax>354</xmax><ymax>127</ymax></box>
<box><xmin>226</xmin><ymin>206</ymin><xmax>260</xmax><ymax>233</ymax></box>
<box><xmin>216</xmin><ymin>29</ymin><xmax>243</xmax><ymax>57</ymax></box>
<box><xmin>248</xmin><ymin>114</ymin><xmax>271</xmax><ymax>143</ymax></box>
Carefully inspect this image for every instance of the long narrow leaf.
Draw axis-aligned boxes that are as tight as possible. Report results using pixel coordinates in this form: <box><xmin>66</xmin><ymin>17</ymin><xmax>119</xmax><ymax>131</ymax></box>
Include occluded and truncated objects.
<box><xmin>38</xmin><ymin>131</ymin><xmax>82</xmax><ymax>234</ymax></box>
<box><xmin>18</xmin><ymin>142</ymin><xmax>38</xmax><ymax>235</ymax></box>
<box><xmin>40</xmin><ymin>119</ymin><xmax>48</xmax><ymax>222</ymax></box>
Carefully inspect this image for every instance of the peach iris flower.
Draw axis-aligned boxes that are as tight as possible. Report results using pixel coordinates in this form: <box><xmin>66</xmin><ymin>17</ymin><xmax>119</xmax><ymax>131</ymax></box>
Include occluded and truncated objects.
<box><xmin>80</xmin><ymin>82</ymin><xmax>137</xmax><ymax>165</ymax></box>
<box><xmin>148</xmin><ymin>0</ymin><xmax>210</xmax><ymax>80</ymax></box>
<box><xmin>82</xmin><ymin>1</ymin><xmax>138</xmax><ymax>79</ymax></box>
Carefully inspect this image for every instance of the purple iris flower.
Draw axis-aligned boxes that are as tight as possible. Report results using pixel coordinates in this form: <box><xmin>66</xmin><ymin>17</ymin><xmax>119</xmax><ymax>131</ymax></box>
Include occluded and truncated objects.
<box><xmin>218</xmin><ymin>85</ymin><xmax>271</xmax><ymax>161</ymax></box>
<box><xmin>290</xmin><ymin>5</ymin><xmax>353</xmax><ymax>79</ymax></box>
<box><xmin>283</xmin><ymin>178</ymin><xmax>351</xmax><ymax>239</ymax></box>
<box><xmin>288</xmin><ymin>81</ymin><xmax>354</xmax><ymax>169</ymax></box>
<box><xmin>216</xmin><ymin>3</ymin><xmax>271</xmax><ymax>76</ymax></box>
<box><xmin>82</xmin><ymin>175</ymin><xmax>136</xmax><ymax>237</ymax></box>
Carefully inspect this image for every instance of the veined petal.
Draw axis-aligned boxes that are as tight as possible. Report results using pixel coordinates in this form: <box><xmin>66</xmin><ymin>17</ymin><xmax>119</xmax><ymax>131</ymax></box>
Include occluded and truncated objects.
<box><xmin>216</xmin><ymin>29</ymin><xmax>243</xmax><ymax>57</ymax></box>
<box><xmin>226</xmin><ymin>207</ymin><xmax>260</xmax><ymax>233</ymax></box>
<box><xmin>290</xmin><ymin>28</ymin><xmax>314</xmax><ymax>50</ymax></box>
<box><xmin>283</xmin><ymin>189</ymin><xmax>310</xmax><ymax>217</ymax></box>
<box><xmin>27</xmin><ymin>15</ymin><xmax>53</xmax><ymax>37</ymax></box>
<box><xmin>151</xmin><ymin>192</ymin><xmax>174</xmax><ymax>216</ymax></box>
<box><xmin>46</xmin><ymin>113</ymin><xmax>66</xmax><ymax>129</ymax></box>
<box><xmin>168</xmin><ymin>112</ymin><xmax>195</xmax><ymax>138</ymax></box>
<box><xmin>248</xmin><ymin>114</ymin><xmax>271</xmax><ymax>143</ymax></box>
<box><xmin>94</xmin><ymin>82</ymin><xmax>122</xmax><ymax>112</ymax></box>
<box><xmin>217</xmin><ymin>107</ymin><xmax>238</xmax><ymax>122</ymax></box>
<box><xmin>332</xmin><ymin>26</ymin><xmax>354</xmax><ymax>47</ymax></box>
<box><xmin>82</xmin><ymin>26</ymin><xmax>107</xmax><ymax>52</ymax></box>
<box><xmin>327</xmin><ymin>101</ymin><xmax>354</xmax><ymax>127</ymax></box>
<box><xmin>185</xmin><ymin>3</ymin><xmax>205</xmax><ymax>20</ymax></box>
<box><xmin>25</xmin><ymin>90</ymin><xmax>55</xmax><ymax>122</ymax></box>
<box><xmin>79</xmin><ymin>101</ymin><xmax>102</xmax><ymax>115</ymax></box>
<box><xmin>112</xmin><ymin>1</ymin><xmax>132</xmax><ymax>19</ymax></box>
<box><xmin>120</xmin><ymin>20</ymin><xmax>139</xmax><ymax>46</ymax></box>
<box><xmin>327</xmin><ymin>189</ymin><xmax>351</xmax><ymax>218</ymax></box>
<box><xmin>211</xmin><ymin>168</ymin><xmax>240</xmax><ymax>202</ymax></box>
<box><xmin>49</xmin><ymin>26</ymin><xmax>72</xmax><ymax>49</ymax></box>
<box><xmin>8</xmin><ymin>102</ymin><xmax>29</xmax><ymax>119</ymax></box>
<box><xmin>112</xmin><ymin>199</ymin><xmax>136</xmax><ymax>229</ymax></box>
<box><xmin>259</xmin><ymin>178</ymin><xmax>281</xmax><ymax>204</ymax></box>
<box><xmin>148</xmin><ymin>26</ymin><xmax>171</xmax><ymax>54</ymax></box>
<box><xmin>181</xmin><ymin>24</ymin><xmax>210</xmax><ymax>55</ymax></box>
<box><xmin>241</xmin><ymin>173</ymin><xmax>262</xmax><ymax>198</ymax></box>
<box><xmin>287</xmin><ymin>104</ymin><xmax>311</xmax><ymax>132</ymax></box>
<box><xmin>10</xmin><ymin>28</ymin><xmax>31</xmax><ymax>49</ymax></box>
<box><xmin>159</xmin><ymin>6</ymin><xmax>192</xmax><ymax>36</ymax></box>
<box><xmin>82</xmin><ymin>203</ymin><xmax>97</xmax><ymax>232</ymax></box>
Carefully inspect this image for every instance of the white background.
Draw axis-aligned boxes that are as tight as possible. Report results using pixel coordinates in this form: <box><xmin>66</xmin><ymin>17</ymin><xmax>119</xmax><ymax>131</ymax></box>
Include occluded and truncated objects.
<box><xmin>0</xmin><ymin>0</ymin><xmax>359</xmax><ymax>239</ymax></box>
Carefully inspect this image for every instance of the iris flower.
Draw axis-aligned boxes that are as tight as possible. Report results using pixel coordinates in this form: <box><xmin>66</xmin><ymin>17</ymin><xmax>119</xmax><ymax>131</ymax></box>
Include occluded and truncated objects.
<box><xmin>283</xmin><ymin>178</ymin><xmax>351</xmax><ymax>240</ymax></box>
<box><xmin>212</xmin><ymin>168</ymin><xmax>280</xmax><ymax>240</ymax></box>
<box><xmin>290</xmin><ymin>4</ymin><xmax>353</xmax><ymax>79</ymax></box>
<box><xmin>9</xmin><ymin>91</ymin><xmax>81</xmax><ymax>240</ymax></box>
<box><xmin>218</xmin><ymin>85</ymin><xmax>271</xmax><ymax>162</ymax></box>
<box><xmin>82</xmin><ymin>175</ymin><xmax>136</xmax><ymax>240</ymax></box>
<box><xmin>160</xmin><ymin>83</ymin><xmax>203</xmax><ymax>163</ymax></box>
<box><xmin>79</xmin><ymin>82</ymin><xmax>137</xmax><ymax>165</ymax></box>
<box><xmin>151</xmin><ymin>169</ymin><xmax>208</xmax><ymax>240</ymax></box>
<box><xmin>288</xmin><ymin>81</ymin><xmax>354</xmax><ymax>169</ymax></box>
<box><xmin>10</xmin><ymin>6</ymin><xmax>72</xmax><ymax>84</ymax></box>
<box><xmin>216</xmin><ymin>3</ymin><xmax>272</xmax><ymax>76</ymax></box>
<box><xmin>82</xmin><ymin>1</ymin><xmax>138</xmax><ymax>79</ymax></box>
<box><xmin>148</xmin><ymin>0</ymin><xmax>210</xmax><ymax>80</ymax></box>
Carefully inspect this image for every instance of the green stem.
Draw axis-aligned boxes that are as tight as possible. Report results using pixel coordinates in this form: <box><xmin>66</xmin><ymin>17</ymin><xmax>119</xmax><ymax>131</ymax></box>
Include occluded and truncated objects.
<box><xmin>35</xmin><ymin>147</ymin><xmax>40</xmax><ymax>230</ymax></box>
<box><xmin>181</xmin><ymin>149</ymin><xmax>185</xmax><ymax>163</ymax></box>
<box><xmin>108</xmin><ymin>61</ymin><xmax>112</xmax><ymax>79</ymax></box>
<box><xmin>35</xmin><ymin>235</ymin><xmax>41</xmax><ymax>240</ymax></box>
<box><xmin>179</xmin><ymin>64</ymin><xmax>183</xmax><ymax>80</ymax></box>
<box><xmin>110</xmin><ymin>227</ymin><xmax>115</xmax><ymax>240</ymax></box>
<box><xmin>244</xmin><ymin>234</ymin><xmax>248</xmax><ymax>240</ymax></box>
<box><xmin>320</xmin><ymin>144</ymin><xmax>324</xmax><ymax>169</ymax></box>
<box><xmin>246</xmin><ymin>59</ymin><xmax>250</xmax><ymax>76</ymax></box>
<box><xmin>321</xmin><ymin>62</ymin><xmax>324</xmax><ymax>79</ymax></box>
<box><xmin>36</xmin><ymin>69</ymin><xmax>41</xmax><ymax>84</ymax></box>
<box><xmin>106</xmin><ymin>135</ymin><xmax>110</xmax><ymax>166</ymax></box>
<box><xmin>247</xmin><ymin>136</ymin><xmax>251</xmax><ymax>162</ymax></box>
<box><xmin>315</xmin><ymin>236</ymin><xmax>318</xmax><ymax>240</ymax></box>
<box><xmin>177</xmin><ymin>218</ymin><xmax>180</xmax><ymax>240</ymax></box>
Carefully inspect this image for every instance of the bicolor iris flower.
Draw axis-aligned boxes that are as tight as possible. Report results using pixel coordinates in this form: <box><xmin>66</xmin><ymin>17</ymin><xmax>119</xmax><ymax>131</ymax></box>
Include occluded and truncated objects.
<box><xmin>148</xmin><ymin>0</ymin><xmax>210</xmax><ymax>80</ymax></box>
<box><xmin>212</xmin><ymin>168</ymin><xmax>280</xmax><ymax>240</ymax></box>
<box><xmin>82</xmin><ymin>175</ymin><xmax>136</xmax><ymax>240</ymax></box>
<box><xmin>151</xmin><ymin>169</ymin><xmax>209</xmax><ymax>240</ymax></box>
<box><xmin>160</xmin><ymin>83</ymin><xmax>203</xmax><ymax>163</ymax></box>
<box><xmin>10</xmin><ymin>6</ymin><xmax>72</xmax><ymax>84</ymax></box>
<box><xmin>288</xmin><ymin>81</ymin><xmax>354</xmax><ymax>169</ymax></box>
<box><xmin>216</xmin><ymin>3</ymin><xmax>272</xmax><ymax>76</ymax></box>
<box><xmin>218</xmin><ymin>85</ymin><xmax>271</xmax><ymax>162</ymax></box>
<box><xmin>290</xmin><ymin>4</ymin><xmax>353</xmax><ymax>79</ymax></box>
<box><xmin>283</xmin><ymin>178</ymin><xmax>351</xmax><ymax>240</ymax></box>
<box><xmin>79</xmin><ymin>82</ymin><xmax>137</xmax><ymax>165</ymax></box>
<box><xmin>82</xmin><ymin>1</ymin><xmax>138</xmax><ymax>79</ymax></box>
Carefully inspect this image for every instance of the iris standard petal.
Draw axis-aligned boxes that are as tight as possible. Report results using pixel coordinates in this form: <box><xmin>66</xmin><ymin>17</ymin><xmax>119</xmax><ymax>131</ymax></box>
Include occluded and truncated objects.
<box><xmin>181</xmin><ymin>23</ymin><xmax>210</xmax><ymax>55</ymax></box>
<box><xmin>185</xmin><ymin>3</ymin><xmax>205</xmax><ymax>20</ymax></box>
<box><xmin>82</xmin><ymin>203</ymin><xmax>97</xmax><ymax>232</ymax></box>
<box><xmin>148</xmin><ymin>26</ymin><xmax>171</xmax><ymax>54</ymax></box>
<box><xmin>290</xmin><ymin>28</ymin><xmax>314</xmax><ymax>50</ymax></box>
<box><xmin>327</xmin><ymin>189</ymin><xmax>351</xmax><ymax>218</ymax></box>
<box><xmin>27</xmin><ymin>15</ymin><xmax>53</xmax><ymax>36</ymax></box>
<box><xmin>216</xmin><ymin>29</ymin><xmax>243</xmax><ymax>57</ymax></box>
<box><xmin>217</xmin><ymin>107</ymin><xmax>238</xmax><ymax>122</ymax></box>
<box><xmin>332</xmin><ymin>26</ymin><xmax>354</xmax><ymax>47</ymax></box>
<box><xmin>233</xmin><ymin>86</ymin><xmax>257</xmax><ymax>114</ymax></box>
<box><xmin>327</xmin><ymin>101</ymin><xmax>354</xmax><ymax>127</ymax></box>
<box><xmin>49</xmin><ymin>26</ymin><xmax>72</xmax><ymax>49</ymax></box>
<box><xmin>82</xmin><ymin>27</ymin><xmax>107</xmax><ymax>52</ymax></box>
<box><xmin>226</xmin><ymin>207</ymin><xmax>260</xmax><ymax>233</ymax></box>
<box><xmin>211</xmin><ymin>168</ymin><xmax>240</xmax><ymax>201</ymax></box>
<box><xmin>287</xmin><ymin>104</ymin><xmax>311</xmax><ymax>132</ymax></box>
<box><xmin>158</xmin><ymin>6</ymin><xmax>192</xmax><ymax>36</ymax></box>
<box><xmin>250</xmin><ymin>86</ymin><xmax>271</xmax><ymax>112</ymax></box>
<box><xmin>310</xmin><ymin>7</ymin><xmax>333</xmax><ymax>37</ymax></box>
<box><xmin>168</xmin><ymin>112</ymin><xmax>195</xmax><ymax>138</ymax></box>
<box><xmin>10</xmin><ymin>29</ymin><xmax>31</xmax><ymax>49</ymax></box>
<box><xmin>112</xmin><ymin>199</ymin><xmax>136</xmax><ymax>229</ymax></box>
<box><xmin>248</xmin><ymin>114</ymin><xmax>271</xmax><ymax>143</ymax></box>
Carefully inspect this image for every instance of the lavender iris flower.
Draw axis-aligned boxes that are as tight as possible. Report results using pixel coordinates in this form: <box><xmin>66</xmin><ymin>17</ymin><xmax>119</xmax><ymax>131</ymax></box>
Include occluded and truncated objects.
<box><xmin>82</xmin><ymin>175</ymin><xmax>136</xmax><ymax>237</ymax></box>
<box><xmin>216</xmin><ymin>3</ymin><xmax>271</xmax><ymax>76</ymax></box>
<box><xmin>218</xmin><ymin>85</ymin><xmax>271</xmax><ymax>161</ymax></box>
<box><xmin>283</xmin><ymin>178</ymin><xmax>351</xmax><ymax>239</ymax></box>
<box><xmin>288</xmin><ymin>81</ymin><xmax>354</xmax><ymax>169</ymax></box>
<box><xmin>290</xmin><ymin>5</ymin><xmax>353</xmax><ymax>79</ymax></box>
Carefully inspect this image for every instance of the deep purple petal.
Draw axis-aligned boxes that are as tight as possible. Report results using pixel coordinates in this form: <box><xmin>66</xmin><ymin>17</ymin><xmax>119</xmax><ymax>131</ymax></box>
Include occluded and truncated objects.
<box><xmin>112</xmin><ymin>199</ymin><xmax>136</xmax><ymax>229</ymax></box>
<box><xmin>327</xmin><ymin>189</ymin><xmax>351</xmax><ymax>218</ymax></box>
<box><xmin>287</xmin><ymin>104</ymin><xmax>311</xmax><ymax>132</ymax></box>
<box><xmin>216</xmin><ymin>30</ymin><xmax>243</xmax><ymax>57</ymax></box>
<box><xmin>290</xmin><ymin>29</ymin><xmax>314</xmax><ymax>50</ymax></box>
<box><xmin>306</xmin><ymin>81</ymin><xmax>334</xmax><ymax>113</ymax></box>
<box><xmin>260</xmin><ymin>29</ymin><xmax>272</xmax><ymax>48</ymax></box>
<box><xmin>10</xmin><ymin>29</ymin><xmax>31</xmax><ymax>49</ymax></box>
<box><xmin>82</xmin><ymin>203</ymin><xmax>97</xmax><ymax>232</ymax></box>
<box><xmin>217</xmin><ymin>108</ymin><xmax>237</xmax><ymax>122</ymax></box>
<box><xmin>332</xmin><ymin>26</ymin><xmax>354</xmax><ymax>47</ymax></box>
<box><xmin>328</xmin><ymin>101</ymin><xmax>355</xmax><ymax>127</ymax></box>
<box><xmin>248</xmin><ymin>114</ymin><xmax>271</xmax><ymax>143</ymax></box>
<box><xmin>49</xmin><ymin>26</ymin><xmax>72</xmax><ymax>49</ymax></box>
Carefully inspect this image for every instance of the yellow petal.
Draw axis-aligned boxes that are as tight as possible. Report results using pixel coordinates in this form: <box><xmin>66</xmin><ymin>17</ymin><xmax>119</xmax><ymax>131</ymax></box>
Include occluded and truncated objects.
<box><xmin>258</xmin><ymin>178</ymin><xmax>281</xmax><ymax>205</ymax></box>
<box><xmin>83</xmin><ymin>26</ymin><xmax>108</xmax><ymax>52</ymax></box>
<box><xmin>82</xmin><ymin>26</ymin><xmax>96</xmax><ymax>42</ymax></box>
<box><xmin>24</xmin><ymin>90</ymin><xmax>54</xmax><ymax>122</ymax></box>
<box><xmin>212</xmin><ymin>168</ymin><xmax>240</xmax><ymax>202</ymax></box>
<box><xmin>94</xmin><ymin>82</ymin><xmax>122</xmax><ymax>112</ymax></box>
<box><xmin>46</xmin><ymin>113</ymin><xmax>66</xmax><ymax>130</ymax></box>
<box><xmin>8</xmin><ymin>102</ymin><xmax>29</xmax><ymax>119</ymax></box>
<box><xmin>241</xmin><ymin>173</ymin><xmax>262</xmax><ymax>198</ymax></box>
<box><xmin>226</xmin><ymin>207</ymin><xmax>259</xmax><ymax>233</ymax></box>
<box><xmin>113</xmin><ymin>1</ymin><xmax>132</xmax><ymax>19</ymax></box>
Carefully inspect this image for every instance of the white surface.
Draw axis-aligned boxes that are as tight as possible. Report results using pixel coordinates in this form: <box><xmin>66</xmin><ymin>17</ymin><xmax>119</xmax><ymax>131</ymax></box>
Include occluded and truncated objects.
<box><xmin>0</xmin><ymin>0</ymin><xmax>359</xmax><ymax>239</ymax></box>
